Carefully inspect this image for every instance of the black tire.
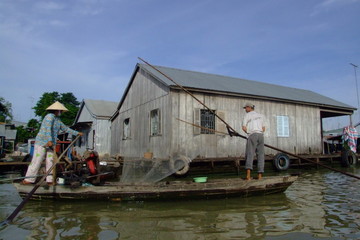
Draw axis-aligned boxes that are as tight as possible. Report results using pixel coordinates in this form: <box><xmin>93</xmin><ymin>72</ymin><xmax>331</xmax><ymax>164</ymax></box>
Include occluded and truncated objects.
<box><xmin>273</xmin><ymin>153</ymin><xmax>290</xmax><ymax>171</ymax></box>
<box><xmin>341</xmin><ymin>150</ymin><xmax>358</xmax><ymax>167</ymax></box>
<box><xmin>172</xmin><ymin>155</ymin><xmax>191</xmax><ymax>176</ymax></box>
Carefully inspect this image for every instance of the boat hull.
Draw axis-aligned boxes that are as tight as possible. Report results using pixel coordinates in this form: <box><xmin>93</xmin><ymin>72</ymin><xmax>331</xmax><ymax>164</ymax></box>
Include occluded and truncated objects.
<box><xmin>13</xmin><ymin>175</ymin><xmax>298</xmax><ymax>201</ymax></box>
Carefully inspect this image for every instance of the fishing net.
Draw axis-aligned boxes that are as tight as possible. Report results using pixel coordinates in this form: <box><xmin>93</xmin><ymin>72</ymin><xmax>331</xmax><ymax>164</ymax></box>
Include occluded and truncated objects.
<box><xmin>120</xmin><ymin>156</ymin><xmax>188</xmax><ymax>184</ymax></box>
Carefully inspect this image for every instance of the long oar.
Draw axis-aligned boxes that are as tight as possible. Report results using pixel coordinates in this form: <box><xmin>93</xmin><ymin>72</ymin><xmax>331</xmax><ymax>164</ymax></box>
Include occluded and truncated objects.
<box><xmin>137</xmin><ymin>58</ymin><xmax>360</xmax><ymax>180</ymax></box>
<box><xmin>1</xmin><ymin>135</ymin><xmax>81</xmax><ymax>225</ymax></box>
<box><xmin>138</xmin><ymin>57</ymin><xmax>234</xmax><ymax>132</ymax></box>
<box><xmin>176</xmin><ymin>118</ymin><xmax>360</xmax><ymax>180</ymax></box>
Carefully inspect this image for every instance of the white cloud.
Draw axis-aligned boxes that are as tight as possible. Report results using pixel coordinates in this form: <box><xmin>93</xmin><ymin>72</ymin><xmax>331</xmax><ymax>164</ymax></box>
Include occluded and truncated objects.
<box><xmin>34</xmin><ymin>1</ymin><xmax>65</xmax><ymax>11</ymax></box>
<box><xmin>1</xmin><ymin>0</ymin><xmax>359</xmax><ymax>128</ymax></box>
<box><xmin>312</xmin><ymin>0</ymin><xmax>360</xmax><ymax>16</ymax></box>
<box><xmin>320</xmin><ymin>0</ymin><xmax>355</xmax><ymax>7</ymax></box>
<box><xmin>48</xmin><ymin>20</ymin><xmax>68</xmax><ymax>27</ymax></box>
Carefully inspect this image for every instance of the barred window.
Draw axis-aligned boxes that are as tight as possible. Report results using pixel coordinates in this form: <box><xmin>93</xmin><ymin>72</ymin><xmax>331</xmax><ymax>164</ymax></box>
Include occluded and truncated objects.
<box><xmin>150</xmin><ymin>109</ymin><xmax>161</xmax><ymax>136</ymax></box>
<box><xmin>200</xmin><ymin>109</ymin><xmax>215</xmax><ymax>134</ymax></box>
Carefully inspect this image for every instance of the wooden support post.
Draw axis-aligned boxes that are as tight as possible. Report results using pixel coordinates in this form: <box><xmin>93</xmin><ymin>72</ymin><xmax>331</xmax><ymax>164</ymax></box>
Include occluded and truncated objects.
<box><xmin>235</xmin><ymin>160</ymin><xmax>240</xmax><ymax>175</ymax></box>
<box><xmin>316</xmin><ymin>158</ymin><xmax>319</xmax><ymax>169</ymax></box>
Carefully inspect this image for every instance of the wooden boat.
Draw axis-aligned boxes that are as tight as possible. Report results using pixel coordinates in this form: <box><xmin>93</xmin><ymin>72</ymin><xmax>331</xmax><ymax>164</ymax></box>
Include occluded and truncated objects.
<box><xmin>13</xmin><ymin>175</ymin><xmax>298</xmax><ymax>201</ymax></box>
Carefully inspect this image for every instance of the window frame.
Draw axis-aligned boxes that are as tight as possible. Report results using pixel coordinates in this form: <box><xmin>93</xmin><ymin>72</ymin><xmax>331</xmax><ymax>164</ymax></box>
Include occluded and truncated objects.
<box><xmin>276</xmin><ymin>115</ymin><xmax>290</xmax><ymax>137</ymax></box>
<box><xmin>200</xmin><ymin>109</ymin><xmax>216</xmax><ymax>135</ymax></box>
<box><xmin>150</xmin><ymin>108</ymin><xmax>161</xmax><ymax>136</ymax></box>
<box><xmin>123</xmin><ymin>118</ymin><xmax>131</xmax><ymax>140</ymax></box>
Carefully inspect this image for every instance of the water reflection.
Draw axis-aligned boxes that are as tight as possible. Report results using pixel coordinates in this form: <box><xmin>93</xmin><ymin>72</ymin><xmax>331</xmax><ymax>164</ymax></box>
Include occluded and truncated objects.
<box><xmin>322</xmin><ymin>172</ymin><xmax>360</xmax><ymax>238</ymax></box>
<box><xmin>13</xmin><ymin>201</ymin><xmax>119</xmax><ymax>240</ymax></box>
<box><xmin>0</xmin><ymin>168</ymin><xmax>359</xmax><ymax>239</ymax></box>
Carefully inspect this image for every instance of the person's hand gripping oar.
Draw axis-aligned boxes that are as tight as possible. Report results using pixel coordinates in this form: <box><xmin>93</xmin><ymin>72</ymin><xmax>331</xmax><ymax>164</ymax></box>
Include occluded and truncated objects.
<box><xmin>0</xmin><ymin>135</ymin><xmax>81</xmax><ymax>226</ymax></box>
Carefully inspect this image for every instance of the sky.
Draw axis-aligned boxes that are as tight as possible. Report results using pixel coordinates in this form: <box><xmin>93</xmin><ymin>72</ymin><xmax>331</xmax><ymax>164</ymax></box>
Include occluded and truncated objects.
<box><xmin>1</xmin><ymin>0</ymin><xmax>360</xmax><ymax>130</ymax></box>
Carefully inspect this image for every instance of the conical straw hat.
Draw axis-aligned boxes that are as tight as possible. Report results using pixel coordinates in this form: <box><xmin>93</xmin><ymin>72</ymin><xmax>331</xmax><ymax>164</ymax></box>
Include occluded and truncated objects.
<box><xmin>46</xmin><ymin>101</ymin><xmax>69</xmax><ymax>111</ymax></box>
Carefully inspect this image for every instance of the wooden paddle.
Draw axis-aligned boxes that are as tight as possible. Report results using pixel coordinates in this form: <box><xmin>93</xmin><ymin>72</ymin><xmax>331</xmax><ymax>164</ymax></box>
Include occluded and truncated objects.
<box><xmin>1</xmin><ymin>135</ymin><xmax>80</xmax><ymax>225</ymax></box>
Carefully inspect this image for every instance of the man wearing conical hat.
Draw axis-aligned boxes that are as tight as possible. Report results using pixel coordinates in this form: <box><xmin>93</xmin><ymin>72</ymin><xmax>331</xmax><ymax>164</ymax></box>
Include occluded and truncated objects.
<box><xmin>22</xmin><ymin>101</ymin><xmax>82</xmax><ymax>185</ymax></box>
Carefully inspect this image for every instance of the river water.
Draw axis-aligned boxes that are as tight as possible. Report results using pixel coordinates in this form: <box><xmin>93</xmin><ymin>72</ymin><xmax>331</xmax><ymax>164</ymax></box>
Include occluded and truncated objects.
<box><xmin>0</xmin><ymin>168</ymin><xmax>359</xmax><ymax>240</ymax></box>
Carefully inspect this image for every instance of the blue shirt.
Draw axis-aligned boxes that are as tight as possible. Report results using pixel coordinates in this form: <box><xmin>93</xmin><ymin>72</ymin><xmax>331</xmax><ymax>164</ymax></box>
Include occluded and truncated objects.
<box><xmin>35</xmin><ymin>113</ymin><xmax>79</xmax><ymax>146</ymax></box>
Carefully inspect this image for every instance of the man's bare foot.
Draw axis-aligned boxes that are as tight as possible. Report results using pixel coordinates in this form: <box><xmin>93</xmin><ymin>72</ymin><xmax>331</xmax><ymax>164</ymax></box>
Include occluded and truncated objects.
<box><xmin>246</xmin><ymin>169</ymin><xmax>251</xmax><ymax>180</ymax></box>
<box><xmin>21</xmin><ymin>180</ymin><xmax>33</xmax><ymax>185</ymax></box>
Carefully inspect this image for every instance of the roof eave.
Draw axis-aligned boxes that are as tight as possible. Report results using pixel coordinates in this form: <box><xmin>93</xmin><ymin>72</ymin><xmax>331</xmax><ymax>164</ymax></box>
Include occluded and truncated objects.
<box><xmin>169</xmin><ymin>86</ymin><xmax>356</xmax><ymax>113</ymax></box>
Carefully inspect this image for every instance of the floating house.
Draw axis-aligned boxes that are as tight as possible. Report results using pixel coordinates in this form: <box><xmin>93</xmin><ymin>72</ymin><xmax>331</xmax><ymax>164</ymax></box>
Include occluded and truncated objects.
<box><xmin>110</xmin><ymin>63</ymin><xmax>356</xmax><ymax>163</ymax></box>
<box><xmin>73</xmin><ymin>99</ymin><xmax>117</xmax><ymax>157</ymax></box>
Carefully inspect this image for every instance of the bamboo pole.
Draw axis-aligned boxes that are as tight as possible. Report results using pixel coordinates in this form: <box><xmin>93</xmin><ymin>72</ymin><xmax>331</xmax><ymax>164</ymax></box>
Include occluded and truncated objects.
<box><xmin>176</xmin><ymin>117</ymin><xmax>360</xmax><ymax>179</ymax></box>
<box><xmin>138</xmin><ymin>57</ymin><xmax>238</xmax><ymax>134</ymax></box>
<box><xmin>1</xmin><ymin>135</ymin><xmax>81</xmax><ymax>225</ymax></box>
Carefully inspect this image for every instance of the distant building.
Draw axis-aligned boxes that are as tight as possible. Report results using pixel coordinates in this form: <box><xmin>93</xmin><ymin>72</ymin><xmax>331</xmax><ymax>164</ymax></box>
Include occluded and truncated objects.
<box><xmin>11</xmin><ymin>120</ymin><xmax>27</xmax><ymax>128</ymax></box>
<box><xmin>323</xmin><ymin>122</ymin><xmax>360</xmax><ymax>153</ymax></box>
<box><xmin>110</xmin><ymin>63</ymin><xmax>356</xmax><ymax>160</ymax></box>
<box><xmin>73</xmin><ymin>99</ymin><xmax>117</xmax><ymax>157</ymax></box>
<box><xmin>0</xmin><ymin>123</ymin><xmax>17</xmax><ymax>152</ymax></box>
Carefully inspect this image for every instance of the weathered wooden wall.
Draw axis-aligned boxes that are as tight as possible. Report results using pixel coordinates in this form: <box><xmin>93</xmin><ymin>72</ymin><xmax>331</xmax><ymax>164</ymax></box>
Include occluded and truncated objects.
<box><xmin>76</xmin><ymin>105</ymin><xmax>112</xmax><ymax>156</ymax></box>
<box><xmin>170</xmin><ymin>91</ymin><xmax>322</xmax><ymax>159</ymax></box>
<box><xmin>76</xmin><ymin>105</ymin><xmax>93</xmax><ymax>155</ymax></box>
<box><xmin>111</xmin><ymin>69</ymin><xmax>322</xmax><ymax>159</ymax></box>
<box><xmin>111</xmin><ymin>69</ymin><xmax>172</xmax><ymax>158</ymax></box>
<box><xmin>93</xmin><ymin>120</ymin><xmax>112</xmax><ymax>156</ymax></box>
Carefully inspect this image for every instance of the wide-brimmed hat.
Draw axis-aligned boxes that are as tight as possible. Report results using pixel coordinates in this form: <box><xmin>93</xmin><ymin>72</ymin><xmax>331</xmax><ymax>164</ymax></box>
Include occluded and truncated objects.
<box><xmin>46</xmin><ymin>101</ymin><xmax>69</xmax><ymax>111</ymax></box>
<box><xmin>243</xmin><ymin>102</ymin><xmax>255</xmax><ymax>109</ymax></box>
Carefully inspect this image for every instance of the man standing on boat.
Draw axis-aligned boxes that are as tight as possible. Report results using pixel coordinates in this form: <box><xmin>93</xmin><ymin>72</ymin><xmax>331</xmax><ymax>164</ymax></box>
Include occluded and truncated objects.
<box><xmin>22</xmin><ymin>101</ymin><xmax>82</xmax><ymax>185</ymax></box>
<box><xmin>242</xmin><ymin>102</ymin><xmax>266</xmax><ymax>180</ymax></box>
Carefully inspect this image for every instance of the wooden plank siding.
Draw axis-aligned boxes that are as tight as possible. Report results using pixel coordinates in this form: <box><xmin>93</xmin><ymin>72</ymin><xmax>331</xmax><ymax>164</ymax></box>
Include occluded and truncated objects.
<box><xmin>111</xmin><ymin>65</ymin><xmax>334</xmax><ymax>160</ymax></box>
<box><xmin>74</xmin><ymin>102</ymin><xmax>114</xmax><ymax>157</ymax></box>
<box><xmin>111</xmin><ymin>69</ymin><xmax>173</xmax><ymax>158</ymax></box>
<box><xmin>94</xmin><ymin>120</ymin><xmax>112</xmax><ymax>155</ymax></box>
<box><xmin>170</xmin><ymin>92</ymin><xmax>323</xmax><ymax>159</ymax></box>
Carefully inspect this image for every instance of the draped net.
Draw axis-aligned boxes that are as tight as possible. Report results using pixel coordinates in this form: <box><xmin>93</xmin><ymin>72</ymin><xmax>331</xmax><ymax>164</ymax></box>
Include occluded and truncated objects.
<box><xmin>120</xmin><ymin>157</ymin><xmax>186</xmax><ymax>184</ymax></box>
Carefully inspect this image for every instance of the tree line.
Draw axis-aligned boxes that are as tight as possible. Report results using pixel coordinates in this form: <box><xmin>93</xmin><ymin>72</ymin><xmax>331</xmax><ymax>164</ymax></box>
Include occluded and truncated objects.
<box><xmin>0</xmin><ymin>92</ymin><xmax>80</xmax><ymax>143</ymax></box>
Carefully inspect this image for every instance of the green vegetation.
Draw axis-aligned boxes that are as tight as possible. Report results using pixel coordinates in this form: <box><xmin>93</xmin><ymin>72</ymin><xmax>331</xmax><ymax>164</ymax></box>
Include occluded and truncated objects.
<box><xmin>0</xmin><ymin>97</ymin><xmax>13</xmax><ymax>123</ymax></box>
<box><xmin>33</xmin><ymin>91</ymin><xmax>80</xmax><ymax>126</ymax></box>
<box><xmin>1</xmin><ymin>92</ymin><xmax>80</xmax><ymax>144</ymax></box>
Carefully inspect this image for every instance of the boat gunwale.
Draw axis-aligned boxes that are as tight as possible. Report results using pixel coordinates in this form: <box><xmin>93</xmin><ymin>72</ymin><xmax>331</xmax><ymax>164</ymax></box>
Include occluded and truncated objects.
<box><xmin>13</xmin><ymin>175</ymin><xmax>298</xmax><ymax>201</ymax></box>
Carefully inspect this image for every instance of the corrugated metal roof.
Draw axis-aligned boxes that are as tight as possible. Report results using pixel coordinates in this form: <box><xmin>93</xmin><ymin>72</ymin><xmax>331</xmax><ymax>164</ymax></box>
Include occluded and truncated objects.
<box><xmin>83</xmin><ymin>99</ymin><xmax>118</xmax><ymax>118</ymax></box>
<box><xmin>139</xmin><ymin>63</ymin><xmax>355</xmax><ymax>110</ymax></box>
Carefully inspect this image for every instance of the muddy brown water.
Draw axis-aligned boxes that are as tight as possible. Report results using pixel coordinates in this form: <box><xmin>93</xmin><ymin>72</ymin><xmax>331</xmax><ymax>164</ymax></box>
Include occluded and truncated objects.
<box><xmin>0</xmin><ymin>168</ymin><xmax>359</xmax><ymax>240</ymax></box>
